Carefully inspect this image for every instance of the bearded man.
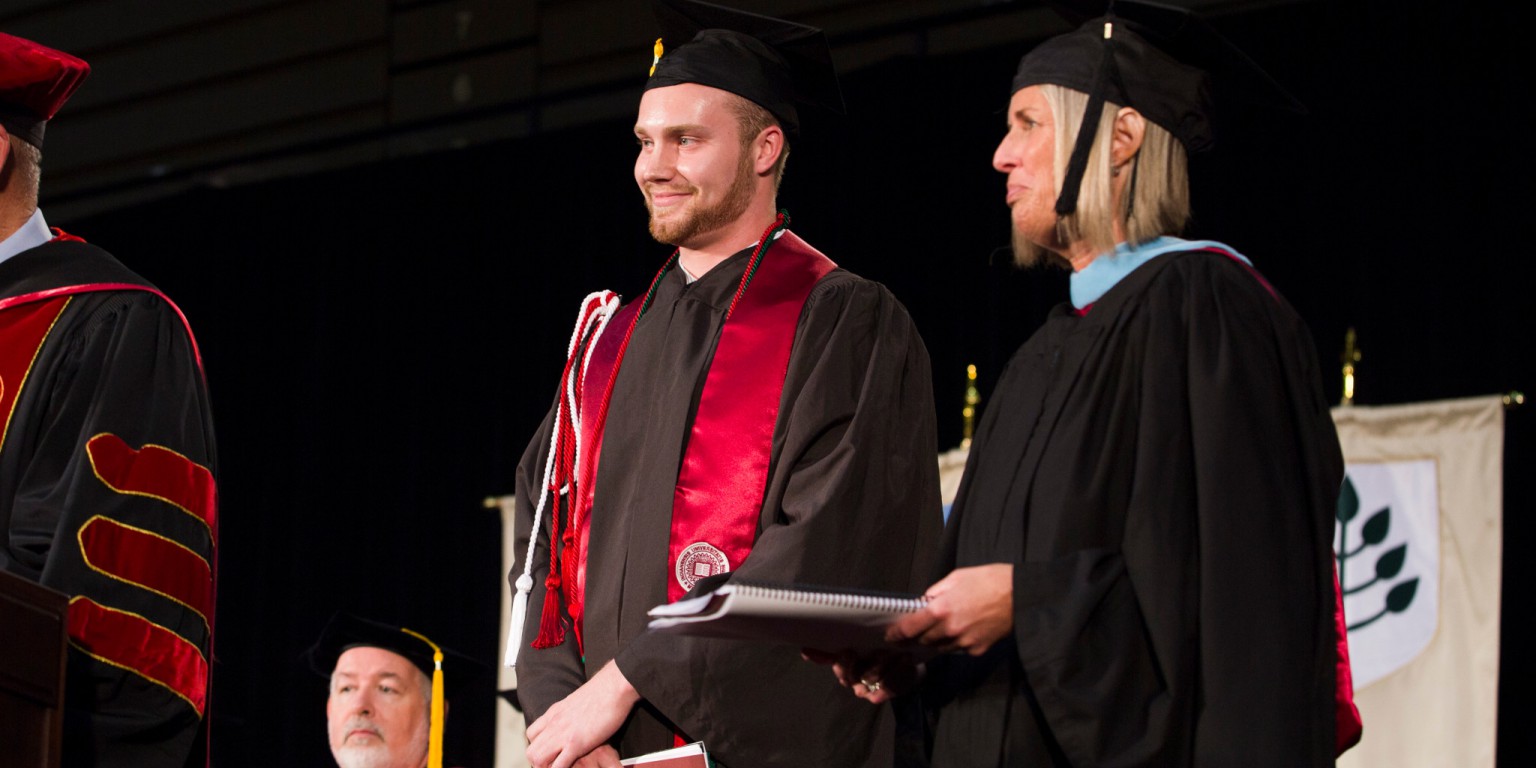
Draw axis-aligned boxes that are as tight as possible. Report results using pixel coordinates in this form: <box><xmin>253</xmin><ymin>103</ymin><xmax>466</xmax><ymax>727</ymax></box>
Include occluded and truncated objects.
<box><xmin>507</xmin><ymin>2</ymin><xmax>941</xmax><ymax>767</ymax></box>
<box><xmin>311</xmin><ymin>614</ymin><xmax>453</xmax><ymax>768</ymax></box>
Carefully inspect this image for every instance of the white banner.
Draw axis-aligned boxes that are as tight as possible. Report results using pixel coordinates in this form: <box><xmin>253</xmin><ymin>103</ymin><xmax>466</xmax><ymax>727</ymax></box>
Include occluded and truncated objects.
<box><xmin>1333</xmin><ymin>396</ymin><xmax>1504</xmax><ymax>768</ymax></box>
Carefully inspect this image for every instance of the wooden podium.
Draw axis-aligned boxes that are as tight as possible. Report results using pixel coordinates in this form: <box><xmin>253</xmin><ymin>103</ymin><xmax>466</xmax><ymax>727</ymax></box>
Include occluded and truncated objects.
<box><xmin>0</xmin><ymin>569</ymin><xmax>67</xmax><ymax>768</ymax></box>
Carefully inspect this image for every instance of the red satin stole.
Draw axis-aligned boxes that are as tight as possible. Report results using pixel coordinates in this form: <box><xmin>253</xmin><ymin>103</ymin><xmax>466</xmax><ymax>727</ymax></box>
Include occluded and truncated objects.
<box><xmin>570</xmin><ymin>232</ymin><xmax>836</xmax><ymax>646</ymax></box>
<box><xmin>664</xmin><ymin>233</ymin><xmax>834</xmax><ymax>601</ymax></box>
<box><xmin>566</xmin><ymin>300</ymin><xmax>640</xmax><ymax>640</ymax></box>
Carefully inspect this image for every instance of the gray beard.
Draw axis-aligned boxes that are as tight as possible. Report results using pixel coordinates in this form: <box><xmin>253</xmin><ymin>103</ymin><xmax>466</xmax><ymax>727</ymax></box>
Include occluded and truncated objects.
<box><xmin>333</xmin><ymin>746</ymin><xmax>391</xmax><ymax>768</ymax></box>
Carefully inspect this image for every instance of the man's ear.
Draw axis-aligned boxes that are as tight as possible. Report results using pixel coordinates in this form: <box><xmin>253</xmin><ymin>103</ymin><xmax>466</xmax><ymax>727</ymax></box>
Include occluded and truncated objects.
<box><xmin>0</xmin><ymin>125</ymin><xmax>12</xmax><ymax>175</ymax></box>
<box><xmin>753</xmin><ymin>124</ymin><xmax>784</xmax><ymax>176</ymax></box>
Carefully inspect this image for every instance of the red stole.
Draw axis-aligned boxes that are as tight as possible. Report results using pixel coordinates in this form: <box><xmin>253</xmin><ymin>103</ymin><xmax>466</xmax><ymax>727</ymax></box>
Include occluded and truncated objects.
<box><xmin>664</xmin><ymin>233</ymin><xmax>834</xmax><ymax>600</ymax></box>
<box><xmin>560</xmin><ymin>228</ymin><xmax>834</xmax><ymax>645</ymax></box>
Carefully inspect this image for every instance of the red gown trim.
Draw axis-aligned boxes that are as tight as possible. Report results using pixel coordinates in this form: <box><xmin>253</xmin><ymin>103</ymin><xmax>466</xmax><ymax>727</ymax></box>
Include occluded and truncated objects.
<box><xmin>0</xmin><ymin>283</ymin><xmax>206</xmax><ymax>372</ymax></box>
<box><xmin>0</xmin><ymin>295</ymin><xmax>70</xmax><ymax>455</ymax></box>
<box><xmin>66</xmin><ymin>596</ymin><xmax>209</xmax><ymax>716</ymax></box>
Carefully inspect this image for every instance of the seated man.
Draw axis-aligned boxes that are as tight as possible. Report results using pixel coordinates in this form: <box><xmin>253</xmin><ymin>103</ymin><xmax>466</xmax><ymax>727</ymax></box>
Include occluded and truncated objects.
<box><xmin>309</xmin><ymin>613</ymin><xmax>454</xmax><ymax>768</ymax></box>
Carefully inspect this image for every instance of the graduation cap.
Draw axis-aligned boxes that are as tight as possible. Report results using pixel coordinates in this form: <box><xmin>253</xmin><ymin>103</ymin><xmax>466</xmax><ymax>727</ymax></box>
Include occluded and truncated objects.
<box><xmin>646</xmin><ymin>0</ymin><xmax>845</xmax><ymax>139</ymax></box>
<box><xmin>0</xmin><ymin>33</ymin><xmax>89</xmax><ymax>149</ymax></box>
<box><xmin>308</xmin><ymin>612</ymin><xmax>450</xmax><ymax>768</ymax></box>
<box><xmin>1012</xmin><ymin>0</ymin><xmax>1304</xmax><ymax>215</ymax></box>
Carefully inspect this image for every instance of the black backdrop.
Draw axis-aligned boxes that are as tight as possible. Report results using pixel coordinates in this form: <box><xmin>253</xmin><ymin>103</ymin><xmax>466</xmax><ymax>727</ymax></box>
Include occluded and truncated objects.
<box><xmin>55</xmin><ymin>1</ymin><xmax>1532</xmax><ymax>764</ymax></box>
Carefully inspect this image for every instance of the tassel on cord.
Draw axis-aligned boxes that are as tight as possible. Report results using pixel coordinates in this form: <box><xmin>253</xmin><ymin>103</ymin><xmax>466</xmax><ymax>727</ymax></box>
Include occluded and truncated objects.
<box><xmin>505</xmin><ymin>572</ymin><xmax>533</xmax><ymax>666</ymax></box>
<box><xmin>507</xmin><ymin>292</ymin><xmax>620</xmax><ymax>666</ymax></box>
<box><xmin>401</xmin><ymin>628</ymin><xmax>445</xmax><ymax>768</ymax></box>
<box><xmin>1055</xmin><ymin>13</ymin><xmax>1121</xmax><ymax>218</ymax></box>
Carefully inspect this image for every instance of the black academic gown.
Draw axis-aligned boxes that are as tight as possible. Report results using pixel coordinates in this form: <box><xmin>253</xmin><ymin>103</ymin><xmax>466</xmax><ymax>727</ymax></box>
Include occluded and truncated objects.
<box><xmin>0</xmin><ymin>241</ymin><xmax>218</xmax><ymax>768</ymax></box>
<box><xmin>513</xmin><ymin>241</ymin><xmax>942</xmax><ymax>767</ymax></box>
<box><xmin>929</xmin><ymin>249</ymin><xmax>1342</xmax><ymax>767</ymax></box>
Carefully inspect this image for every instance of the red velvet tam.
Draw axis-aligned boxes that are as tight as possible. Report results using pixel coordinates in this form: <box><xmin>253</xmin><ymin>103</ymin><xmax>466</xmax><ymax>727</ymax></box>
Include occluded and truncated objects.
<box><xmin>0</xmin><ymin>32</ymin><xmax>89</xmax><ymax>148</ymax></box>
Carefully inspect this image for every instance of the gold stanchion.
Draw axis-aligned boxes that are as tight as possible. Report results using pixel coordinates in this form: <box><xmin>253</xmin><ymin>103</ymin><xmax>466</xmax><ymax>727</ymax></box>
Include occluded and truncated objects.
<box><xmin>1340</xmin><ymin>328</ymin><xmax>1361</xmax><ymax>407</ymax></box>
<box><xmin>961</xmin><ymin>365</ymin><xmax>980</xmax><ymax>449</ymax></box>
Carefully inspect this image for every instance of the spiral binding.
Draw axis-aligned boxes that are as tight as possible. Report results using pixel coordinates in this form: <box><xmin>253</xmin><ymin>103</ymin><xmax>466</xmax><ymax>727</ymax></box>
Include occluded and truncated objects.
<box><xmin>731</xmin><ymin>583</ymin><xmax>928</xmax><ymax>614</ymax></box>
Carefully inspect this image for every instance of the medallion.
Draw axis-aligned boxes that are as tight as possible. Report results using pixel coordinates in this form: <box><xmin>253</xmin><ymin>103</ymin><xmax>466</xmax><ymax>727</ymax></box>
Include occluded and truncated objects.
<box><xmin>675</xmin><ymin>541</ymin><xmax>730</xmax><ymax>592</ymax></box>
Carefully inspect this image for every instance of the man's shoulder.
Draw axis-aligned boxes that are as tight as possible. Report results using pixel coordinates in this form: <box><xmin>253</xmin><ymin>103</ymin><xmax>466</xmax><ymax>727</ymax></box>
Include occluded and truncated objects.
<box><xmin>0</xmin><ymin>238</ymin><xmax>151</xmax><ymax>299</ymax></box>
<box><xmin>805</xmin><ymin>265</ymin><xmax>902</xmax><ymax>310</ymax></box>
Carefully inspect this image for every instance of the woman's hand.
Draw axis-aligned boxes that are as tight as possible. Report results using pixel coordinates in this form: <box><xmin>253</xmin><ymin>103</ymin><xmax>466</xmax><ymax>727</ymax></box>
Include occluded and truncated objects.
<box><xmin>802</xmin><ymin>647</ymin><xmax>922</xmax><ymax>705</ymax></box>
<box><xmin>888</xmin><ymin>564</ymin><xmax>1013</xmax><ymax>656</ymax></box>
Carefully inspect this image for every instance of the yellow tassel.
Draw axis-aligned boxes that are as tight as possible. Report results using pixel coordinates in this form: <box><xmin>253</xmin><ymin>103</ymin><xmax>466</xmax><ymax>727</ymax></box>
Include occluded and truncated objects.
<box><xmin>650</xmin><ymin>37</ymin><xmax>664</xmax><ymax>77</ymax></box>
<box><xmin>402</xmin><ymin>628</ymin><xmax>445</xmax><ymax>768</ymax></box>
<box><xmin>428</xmin><ymin>653</ymin><xmax>444</xmax><ymax>768</ymax></box>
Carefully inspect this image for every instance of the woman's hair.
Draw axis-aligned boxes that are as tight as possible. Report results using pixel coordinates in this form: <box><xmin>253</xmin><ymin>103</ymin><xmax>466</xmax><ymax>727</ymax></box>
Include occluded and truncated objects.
<box><xmin>1016</xmin><ymin>83</ymin><xmax>1190</xmax><ymax>267</ymax></box>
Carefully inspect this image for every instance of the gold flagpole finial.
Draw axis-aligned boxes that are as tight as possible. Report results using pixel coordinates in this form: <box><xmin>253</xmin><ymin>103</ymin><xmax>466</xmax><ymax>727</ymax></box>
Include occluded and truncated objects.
<box><xmin>961</xmin><ymin>364</ymin><xmax>980</xmax><ymax>449</ymax></box>
<box><xmin>1340</xmin><ymin>328</ymin><xmax>1361</xmax><ymax>407</ymax></box>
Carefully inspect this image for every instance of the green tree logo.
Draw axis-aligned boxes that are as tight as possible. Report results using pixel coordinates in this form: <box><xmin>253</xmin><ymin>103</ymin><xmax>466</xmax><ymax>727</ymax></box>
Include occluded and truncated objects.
<box><xmin>1337</xmin><ymin>474</ymin><xmax>1419</xmax><ymax>631</ymax></box>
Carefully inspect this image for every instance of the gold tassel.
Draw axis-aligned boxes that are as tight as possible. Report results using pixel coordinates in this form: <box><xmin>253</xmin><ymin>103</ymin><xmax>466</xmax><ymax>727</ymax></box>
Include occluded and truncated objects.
<box><xmin>402</xmin><ymin>628</ymin><xmax>445</xmax><ymax>768</ymax></box>
<box><xmin>650</xmin><ymin>38</ymin><xmax>664</xmax><ymax>77</ymax></box>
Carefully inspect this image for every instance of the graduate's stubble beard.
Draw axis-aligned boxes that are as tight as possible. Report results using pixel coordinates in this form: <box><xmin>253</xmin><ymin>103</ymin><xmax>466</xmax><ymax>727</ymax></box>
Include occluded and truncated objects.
<box><xmin>646</xmin><ymin>144</ymin><xmax>757</xmax><ymax>247</ymax></box>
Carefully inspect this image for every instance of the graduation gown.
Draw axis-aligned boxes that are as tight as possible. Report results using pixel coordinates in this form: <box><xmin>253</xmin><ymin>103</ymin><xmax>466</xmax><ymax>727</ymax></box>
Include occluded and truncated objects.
<box><xmin>513</xmin><ymin>240</ymin><xmax>942</xmax><ymax>767</ymax></box>
<box><xmin>929</xmin><ymin>249</ymin><xmax>1342</xmax><ymax>767</ymax></box>
<box><xmin>0</xmin><ymin>240</ymin><xmax>218</xmax><ymax>768</ymax></box>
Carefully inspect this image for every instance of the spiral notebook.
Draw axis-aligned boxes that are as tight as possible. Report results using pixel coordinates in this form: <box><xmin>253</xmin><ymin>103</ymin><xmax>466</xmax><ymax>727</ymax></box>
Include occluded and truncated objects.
<box><xmin>645</xmin><ymin>581</ymin><xmax>929</xmax><ymax>651</ymax></box>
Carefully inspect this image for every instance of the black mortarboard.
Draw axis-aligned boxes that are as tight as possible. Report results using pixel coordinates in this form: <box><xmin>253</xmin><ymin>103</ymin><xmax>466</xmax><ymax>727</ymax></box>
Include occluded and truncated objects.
<box><xmin>307</xmin><ymin>612</ymin><xmax>441</xmax><ymax>679</ymax></box>
<box><xmin>308</xmin><ymin>612</ymin><xmax>449</xmax><ymax>768</ymax></box>
<box><xmin>646</xmin><ymin>0</ymin><xmax>845</xmax><ymax>139</ymax></box>
<box><xmin>1013</xmin><ymin>0</ymin><xmax>1303</xmax><ymax>215</ymax></box>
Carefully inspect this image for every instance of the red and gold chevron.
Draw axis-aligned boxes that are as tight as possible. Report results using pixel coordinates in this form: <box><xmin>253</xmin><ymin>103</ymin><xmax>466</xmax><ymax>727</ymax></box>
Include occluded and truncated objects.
<box><xmin>65</xmin><ymin>596</ymin><xmax>209</xmax><ymax>715</ymax></box>
<box><xmin>78</xmin><ymin>515</ymin><xmax>213</xmax><ymax>627</ymax></box>
<box><xmin>86</xmin><ymin>433</ymin><xmax>217</xmax><ymax>536</ymax></box>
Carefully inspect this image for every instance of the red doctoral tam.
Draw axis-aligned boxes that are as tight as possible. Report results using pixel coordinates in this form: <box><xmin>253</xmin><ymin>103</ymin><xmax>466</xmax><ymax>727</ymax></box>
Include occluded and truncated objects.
<box><xmin>0</xmin><ymin>32</ymin><xmax>89</xmax><ymax>148</ymax></box>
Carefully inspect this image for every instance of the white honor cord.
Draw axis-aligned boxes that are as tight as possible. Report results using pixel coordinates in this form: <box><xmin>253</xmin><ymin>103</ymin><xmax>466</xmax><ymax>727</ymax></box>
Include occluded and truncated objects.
<box><xmin>506</xmin><ymin>291</ymin><xmax>620</xmax><ymax>667</ymax></box>
<box><xmin>570</xmin><ymin>293</ymin><xmax>619</xmax><ymax>507</ymax></box>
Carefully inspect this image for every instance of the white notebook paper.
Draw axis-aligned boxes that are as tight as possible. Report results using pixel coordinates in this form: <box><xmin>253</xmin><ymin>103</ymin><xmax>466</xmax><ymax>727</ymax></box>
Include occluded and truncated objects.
<box><xmin>646</xmin><ymin>582</ymin><xmax>929</xmax><ymax>651</ymax></box>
